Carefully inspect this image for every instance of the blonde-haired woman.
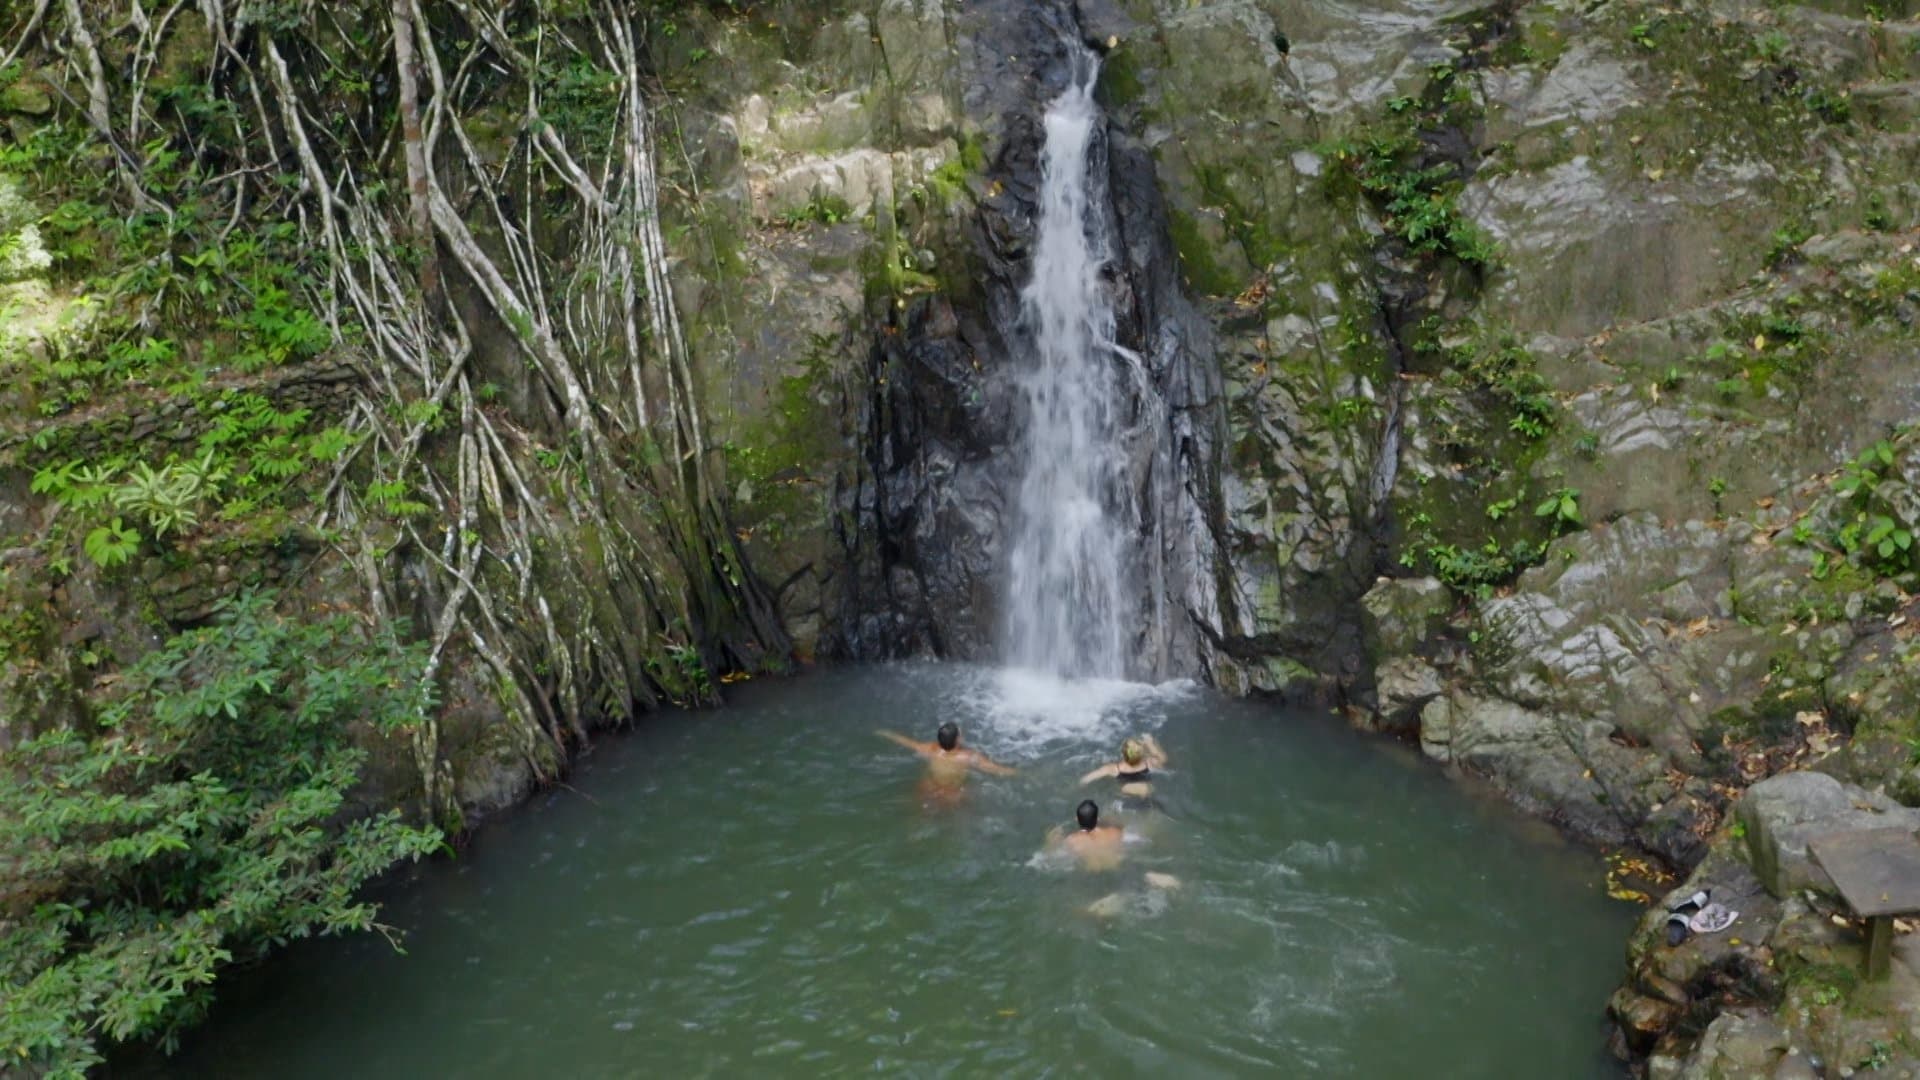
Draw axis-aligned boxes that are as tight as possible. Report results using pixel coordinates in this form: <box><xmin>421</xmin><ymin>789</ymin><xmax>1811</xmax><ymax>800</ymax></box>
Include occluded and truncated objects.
<box><xmin>1078</xmin><ymin>733</ymin><xmax>1167</xmax><ymax>811</ymax></box>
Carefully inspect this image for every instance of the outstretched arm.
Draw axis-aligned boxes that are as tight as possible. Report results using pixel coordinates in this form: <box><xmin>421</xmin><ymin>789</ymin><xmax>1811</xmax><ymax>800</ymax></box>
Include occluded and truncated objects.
<box><xmin>1142</xmin><ymin>733</ymin><xmax>1169</xmax><ymax>768</ymax></box>
<box><xmin>876</xmin><ymin>730</ymin><xmax>930</xmax><ymax>756</ymax></box>
<box><xmin>968</xmin><ymin>752</ymin><xmax>1017</xmax><ymax>777</ymax></box>
<box><xmin>1077</xmin><ymin>763</ymin><xmax>1117</xmax><ymax>786</ymax></box>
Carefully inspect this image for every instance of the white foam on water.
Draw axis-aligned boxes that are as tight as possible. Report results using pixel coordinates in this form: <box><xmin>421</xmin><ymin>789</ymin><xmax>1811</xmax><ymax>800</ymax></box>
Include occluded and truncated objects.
<box><xmin>954</xmin><ymin>665</ymin><xmax>1198</xmax><ymax>757</ymax></box>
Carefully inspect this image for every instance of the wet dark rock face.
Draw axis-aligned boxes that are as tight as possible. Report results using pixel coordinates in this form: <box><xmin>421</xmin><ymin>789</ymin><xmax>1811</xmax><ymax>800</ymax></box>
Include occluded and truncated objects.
<box><xmin>823</xmin><ymin>0</ymin><xmax>1229</xmax><ymax>683</ymax></box>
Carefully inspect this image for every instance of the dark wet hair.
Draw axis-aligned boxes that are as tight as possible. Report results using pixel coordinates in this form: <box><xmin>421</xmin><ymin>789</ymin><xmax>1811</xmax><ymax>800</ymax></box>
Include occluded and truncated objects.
<box><xmin>936</xmin><ymin>722</ymin><xmax>959</xmax><ymax>751</ymax></box>
<box><xmin>1076</xmin><ymin>799</ymin><xmax>1099</xmax><ymax>831</ymax></box>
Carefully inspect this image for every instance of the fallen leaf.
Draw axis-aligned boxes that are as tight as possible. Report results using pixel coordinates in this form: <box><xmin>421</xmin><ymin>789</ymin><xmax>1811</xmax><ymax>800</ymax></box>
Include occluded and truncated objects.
<box><xmin>1753</xmin><ymin>334</ymin><xmax>1767</xmax><ymax>351</ymax></box>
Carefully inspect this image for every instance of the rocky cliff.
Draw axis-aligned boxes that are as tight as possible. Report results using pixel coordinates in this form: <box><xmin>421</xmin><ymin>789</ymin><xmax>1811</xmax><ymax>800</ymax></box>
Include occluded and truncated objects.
<box><xmin>8</xmin><ymin>0</ymin><xmax>1920</xmax><ymax>1069</ymax></box>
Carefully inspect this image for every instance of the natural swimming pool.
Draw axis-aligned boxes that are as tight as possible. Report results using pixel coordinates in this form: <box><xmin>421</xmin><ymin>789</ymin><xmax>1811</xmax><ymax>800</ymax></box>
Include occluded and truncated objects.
<box><xmin>139</xmin><ymin>664</ymin><xmax>1633</xmax><ymax>1077</ymax></box>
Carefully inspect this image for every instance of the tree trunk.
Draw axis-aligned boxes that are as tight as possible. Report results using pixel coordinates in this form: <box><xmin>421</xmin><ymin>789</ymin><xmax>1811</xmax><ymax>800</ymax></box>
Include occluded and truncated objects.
<box><xmin>391</xmin><ymin>0</ymin><xmax>440</xmax><ymax>312</ymax></box>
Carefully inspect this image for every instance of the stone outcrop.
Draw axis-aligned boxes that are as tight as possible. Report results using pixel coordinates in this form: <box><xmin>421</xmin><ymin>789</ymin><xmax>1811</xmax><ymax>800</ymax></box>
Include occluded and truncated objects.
<box><xmin>1614</xmin><ymin>774</ymin><xmax>1920</xmax><ymax>1075</ymax></box>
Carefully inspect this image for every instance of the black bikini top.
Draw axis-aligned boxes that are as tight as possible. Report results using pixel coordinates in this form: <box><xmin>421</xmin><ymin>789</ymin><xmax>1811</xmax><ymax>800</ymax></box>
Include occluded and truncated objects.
<box><xmin>1116</xmin><ymin>766</ymin><xmax>1150</xmax><ymax>784</ymax></box>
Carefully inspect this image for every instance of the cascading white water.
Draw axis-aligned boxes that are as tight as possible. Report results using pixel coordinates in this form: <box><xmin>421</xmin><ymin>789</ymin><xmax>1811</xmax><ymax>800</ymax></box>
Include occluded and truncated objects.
<box><xmin>1004</xmin><ymin>48</ymin><xmax>1145</xmax><ymax>679</ymax></box>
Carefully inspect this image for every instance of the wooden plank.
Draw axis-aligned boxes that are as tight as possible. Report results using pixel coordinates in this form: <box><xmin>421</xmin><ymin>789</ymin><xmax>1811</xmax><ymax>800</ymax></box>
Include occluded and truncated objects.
<box><xmin>1808</xmin><ymin>827</ymin><xmax>1920</xmax><ymax>918</ymax></box>
<box><xmin>1869</xmin><ymin>915</ymin><xmax>1895</xmax><ymax>981</ymax></box>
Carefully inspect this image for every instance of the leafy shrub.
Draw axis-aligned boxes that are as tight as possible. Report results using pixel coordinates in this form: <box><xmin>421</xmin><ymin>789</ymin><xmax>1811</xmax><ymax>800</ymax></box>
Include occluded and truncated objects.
<box><xmin>1425</xmin><ymin>538</ymin><xmax>1546</xmax><ymax>596</ymax></box>
<box><xmin>1797</xmin><ymin>438</ymin><xmax>1920</xmax><ymax>582</ymax></box>
<box><xmin>81</xmin><ymin>517</ymin><xmax>140</xmax><ymax>568</ymax></box>
<box><xmin>0</xmin><ymin>592</ymin><xmax>442</xmax><ymax>1076</ymax></box>
<box><xmin>1534</xmin><ymin>486</ymin><xmax>1582</xmax><ymax>532</ymax></box>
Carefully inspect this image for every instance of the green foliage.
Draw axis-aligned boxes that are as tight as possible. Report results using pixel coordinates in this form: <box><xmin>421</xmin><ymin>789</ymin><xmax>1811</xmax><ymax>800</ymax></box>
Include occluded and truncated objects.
<box><xmin>925</xmin><ymin>135</ymin><xmax>987</xmax><ymax>207</ymax></box>
<box><xmin>0</xmin><ymin>593</ymin><xmax>442</xmax><ymax>1076</ymax></box>
<box><xmin>110</xmin><ymin>454</ymin><xmax>228</xmax><ymax>538</ymax></box>
<box><xmin>1424</xmin><ymin>537</ymin><xmax>1546</xmax><ymax>596</ymax></box>
<box><xmin>1424</xmin><ymin>325</ymin><xmax>1558</xmax><ymax>438</ymax></box>
<box><xmin>1780</xmin><ymin>955</ymin><xmax>1860</xmax><ymax>1009</ymax></box>
<box><xmin>538</xmin><ymin>55</ymin><xmax>623</xmax><ymax>142</ymax></box>
<box><xmin>1534</xmin><ymin>486</ymin><xmax>1582</xmax><ymax>532</ymax></box>
<box><xmin>777</xmin><ymin>195</ymin><xmax>855</xmax><ymax>228</ymax></box>
<box><xmin>665</xmin><ymin>642</ymin><xmax>711</xmax><ymax>697</ymax></box>
<box><xmin>1805</xmin><ymin>88</ymin><xmax>1851</xmax><ymax>125</ymax></box>
<box><xmin>229</xmin><ymin>285</ymin><xmax>329</xmax><ymax>372</ymax></box>
<box><xmin>1327</xmin><ymin>129</ymin><xmax>1497</xmax><ymax>267</ymax></box>
<box><xmin>33</xmin><ymin>448</ymin><xmax>254</xmax><ymax>555</ymax></box>
<box><xmin>365</xmin><ymin>478</ymin><xmax>431</xmax><ymax>519</ymax></box>
<box><xmin>1864</xmin><ymin>193</ymin><xmax>1894</xmax><ymax>233</ymax></box>
<box><xmin>1800</xmin><ymin>439</ymin><xmax>1920</xmax><ymax>582</ymax></box>
<box><xmin>1164</xmin><ymin>208</ymin><xmax>1242</xmax><ymax>296</ymax></box>
<box><xmin>82</xmin><ymin>517</ymin><xmax>140</xmax><ymax>568</ymax></box>
<box><xmin>1321</xmin><ymin>56</ymin><xmax>1499</xmax><ymax>271</ymax></box>
<box><xmin>1765</xmin><ymin>222</ymin><xmax>1813</xmax><ymax>268</ymax></box>
<box><xmin>722</xmin><ymin>335</ymin><xmax>838</xmax><ymax>543</ymax></box>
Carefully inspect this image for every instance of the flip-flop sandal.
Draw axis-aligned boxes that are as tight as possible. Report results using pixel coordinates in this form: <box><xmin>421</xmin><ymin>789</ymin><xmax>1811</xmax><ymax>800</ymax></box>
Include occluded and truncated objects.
<box><xmin>1688</xmin><ymin>902</ymin><xmax>1737</xmax><ymax>935</ymax></box>
<box><xmin>1669</xmin><ymin>889</ymin><xmax>1710</xmax><ymax>915</ymax></box>
<box><xmin>1665</xmin><ymin>911</ymin><xmax>1693</xmax><ymax>947</ymax></box>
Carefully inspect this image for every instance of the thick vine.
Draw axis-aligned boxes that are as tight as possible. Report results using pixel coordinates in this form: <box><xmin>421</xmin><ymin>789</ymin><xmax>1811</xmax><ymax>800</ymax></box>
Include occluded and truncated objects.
<box><xmin>8</xmin><ymin>0</ymin><xmax>788</xmax><ymax>822</ymax></box>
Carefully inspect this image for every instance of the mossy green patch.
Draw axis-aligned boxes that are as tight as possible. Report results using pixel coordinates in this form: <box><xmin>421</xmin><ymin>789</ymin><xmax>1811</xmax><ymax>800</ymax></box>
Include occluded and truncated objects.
<box><xmin>1097</xmin><ymin>47</ymin><xmax>1146</xmax><ymax>111</ymax></box>
<box><xmin>722</xmin><ymin>336</ymin><xmax>842</xmax><ymax>546</ymax></box>
<box><xmin>1166</xmin><ymin>206</ymin><xmax>1245</xmax><ymax>297</ymax></box>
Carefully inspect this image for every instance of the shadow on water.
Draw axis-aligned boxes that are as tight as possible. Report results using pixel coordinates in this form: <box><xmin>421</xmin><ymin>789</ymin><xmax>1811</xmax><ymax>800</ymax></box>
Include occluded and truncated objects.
<box><xmin>123</xmin><ymin>664</ymin><xmax>1633</xmax><ymax>1079</ymax></box>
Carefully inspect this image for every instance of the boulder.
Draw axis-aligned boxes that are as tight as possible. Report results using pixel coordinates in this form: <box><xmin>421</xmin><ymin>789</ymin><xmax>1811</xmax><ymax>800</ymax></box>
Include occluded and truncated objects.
<box><xmin>1360</xmin><ymin>576</ymin><xmax>1452</xmax><ymax>658</ymax></box>
<box><xmin>1737</xmin><ymin>771</ymin><xmax>1920</xmax><ymax>899</ymax></box>
<box><xmin>1610</xmin><ymin>985</ymin><xmax>1680</xmax><ymax>1057</ymax></box>
<box><xmin>0</xmin><ymin>79</ymin><xmax>51</xmax><ymax>116</ymax></box>
<box><xmin>1374</xmin><ymin>655</ymin><xmax>1444</xmax><ymax>732</ymax></box>
<box><xmin>1648</xmin><ymin>1011</ymin><xmax>1790</xmax><ymax>1080</ymax></box>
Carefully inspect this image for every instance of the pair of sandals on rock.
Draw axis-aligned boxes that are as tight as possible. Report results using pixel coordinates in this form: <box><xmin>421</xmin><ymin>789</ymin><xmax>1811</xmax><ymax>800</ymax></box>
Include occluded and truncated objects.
<box><xmin>1664</xmin><ymin>888</ymin><xmax>1738</xmax><ymax>946</ymax></box>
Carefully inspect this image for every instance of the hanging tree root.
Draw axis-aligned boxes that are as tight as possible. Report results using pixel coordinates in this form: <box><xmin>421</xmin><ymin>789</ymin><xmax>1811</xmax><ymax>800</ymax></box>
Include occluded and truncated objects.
<box><xmin>15</xmin><ymin>0</ymin><xmax>791</xmax><ymax>825</ymax></box>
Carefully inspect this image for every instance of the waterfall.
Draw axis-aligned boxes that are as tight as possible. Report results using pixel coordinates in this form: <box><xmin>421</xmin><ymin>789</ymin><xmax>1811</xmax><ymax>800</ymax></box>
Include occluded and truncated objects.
<box><xmin>1003</xmin><ymin>46</ymin><xmax>1144</xmax><ymax>679</ymax></box>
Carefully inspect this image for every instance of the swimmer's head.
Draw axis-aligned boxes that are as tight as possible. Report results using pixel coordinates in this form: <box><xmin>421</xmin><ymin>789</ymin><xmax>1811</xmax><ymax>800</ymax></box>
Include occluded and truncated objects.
<box><xmin>936</xmin><ymin>722</ymin><xmax>959</xmax><ymax>751</ymax></box>
<box><xmin>1121</xmin><ymin>737</ymin><xmax>1146</xmax><ymax>766</ymax></box>
<box><xmin>1076</xmin><ymin>799</ymin><xmax>1099</xmax><ymax>831</ymax></box>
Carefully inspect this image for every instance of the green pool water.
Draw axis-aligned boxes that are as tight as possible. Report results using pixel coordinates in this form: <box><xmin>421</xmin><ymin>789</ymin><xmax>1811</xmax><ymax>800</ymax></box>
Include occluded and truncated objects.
<box><xmin>137</xmin><ymin>664</ymin><xmax>1634</xmax><ymax>1077</ymax></box>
